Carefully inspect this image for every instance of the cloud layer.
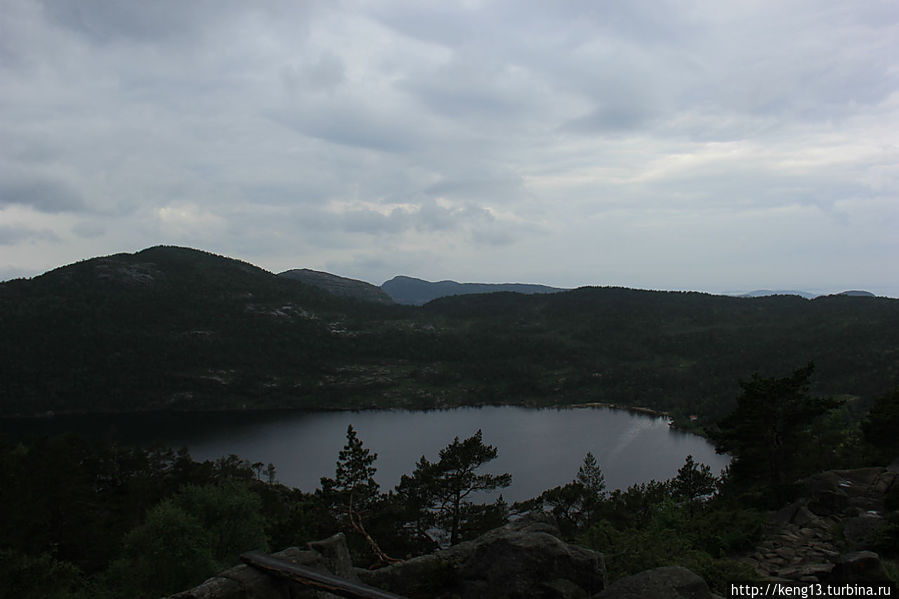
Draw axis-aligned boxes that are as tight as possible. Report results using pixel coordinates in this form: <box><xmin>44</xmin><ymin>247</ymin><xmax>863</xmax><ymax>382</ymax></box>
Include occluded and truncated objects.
<box><xmin>1</xmin><ymin>0</ymin><xmax>897</xmax><ymax>295</ymax></box>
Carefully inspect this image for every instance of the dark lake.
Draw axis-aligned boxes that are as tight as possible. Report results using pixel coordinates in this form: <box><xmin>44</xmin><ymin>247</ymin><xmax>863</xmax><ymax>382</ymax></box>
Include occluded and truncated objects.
<box><xmin>3</xmin><ymin>406</ymin><xmax>730</xmax><ymax>503</ymax></box>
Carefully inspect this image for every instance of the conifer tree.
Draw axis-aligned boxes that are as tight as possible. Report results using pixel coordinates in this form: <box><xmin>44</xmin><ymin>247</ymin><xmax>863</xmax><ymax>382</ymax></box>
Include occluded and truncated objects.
<box><xmin>710</xmin><ymin>363</ymin><xmax>841</xmax><ymax>497</ymax></box>
<box><xmin>320</xmin><ymin>425</ymin><xmax>397</xmax><ymax>563</ymax></box>
<box><xmin>576</xmin><ymin>451</ymin><xmax>607</xmax><ymax>523</ymax></box>
<box><xmin>671</xmin><ymin>455</ymin><xmax>717</xmax><ymax>517</ymax></box>
<box><xmin>398</xmin><ymin>430</ymin><xmax>511</xmax><ymax>545</ymax></box>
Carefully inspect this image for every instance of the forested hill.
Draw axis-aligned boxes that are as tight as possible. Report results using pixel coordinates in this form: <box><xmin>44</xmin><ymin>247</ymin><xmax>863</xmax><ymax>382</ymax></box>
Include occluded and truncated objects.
<box><xmin>1</xmin><ymin>246</ymin><xmax>897</xmax><ymax>419</ymax></box>
<box><xmin>381</xmin><ymin>274</ymin><xmax>565</xmax><ymax>305</ymax></box>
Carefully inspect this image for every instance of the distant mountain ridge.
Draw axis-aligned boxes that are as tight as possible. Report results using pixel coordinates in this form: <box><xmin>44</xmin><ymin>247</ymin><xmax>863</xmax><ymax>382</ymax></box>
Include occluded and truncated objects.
<box><xmin>279</xmin><ymin>268</ymin><xmax>393</xmax><ymax>304</ymax></box>
<box><xmin>381</xmin><ymin>275</ymin><xmax>567</xmax><ymax>305</ymax></box>
<box><xmin>836</xmin><ymin>290</ymin><xmax>876</xmax><ymax>297</ymax></box>
<box><xmin>738</xmin><ymin>290</ymin><xmax>818</xmax><ymax>299</ymax></box>
<box><xmin>737</xmin><ymin>289</ymin><xmax>876</xmax><ymax>299</ymax></box>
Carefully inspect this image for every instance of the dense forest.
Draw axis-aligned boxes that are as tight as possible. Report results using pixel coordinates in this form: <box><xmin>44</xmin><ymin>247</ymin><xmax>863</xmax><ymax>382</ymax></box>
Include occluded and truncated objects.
<box><xmin>2</xmin><ymin>367</ymin><xmax>897</xmax><ymax>598</ymax></box>
<box><xmin>1</xmin><ymin>246</ymin><xmax>897</xmax><ymax>423</ymax></box>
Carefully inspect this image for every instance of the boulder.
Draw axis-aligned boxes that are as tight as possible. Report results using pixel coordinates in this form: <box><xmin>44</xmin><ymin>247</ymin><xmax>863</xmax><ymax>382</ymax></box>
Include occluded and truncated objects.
<box><xmin>308</xmin><ymin>533</ymin><xmax>358</xmax><ymax>581</ymax></box>
<box><xmin>594</xmin><ymin>566</ymin><xmax>716</xmax><ymax>599</ymax></box>
<box><xmin>358</xmin><ymin>518</ymin><xmax>606</xmax><ymax>599</ymax></box>
<box><xmin>842</xmin><ymin>514</ymin><xmax>885</xmax><ymax>548</ymax></box>
<box><xmin>167</xmin><ymin>546</ymin><xmax>331</xmax><ymax>599</ymax></box>
<box><xmin>808</xmin><ymin>489</ymin><xmax>849</xmax><ymax>516</ymax></box>
<box><xmin>827</xmin><ymin>551</ymin><xmax>892</xmax><ymax>584</ymax></box>
<box><xmin>873</xmin><ymin>470</ymin><xmax>898</xmax><ymax>494</ymax></box>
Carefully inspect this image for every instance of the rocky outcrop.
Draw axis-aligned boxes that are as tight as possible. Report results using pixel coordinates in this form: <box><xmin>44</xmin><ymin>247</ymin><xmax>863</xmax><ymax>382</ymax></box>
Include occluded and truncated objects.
<box><xmin>169</xmin><ymin>518</ymin><xmax>606</xmax><ymax>599</ymax></box>
<box><xmin>595</xmin><ymin>566</ymin><xmax>719</xmax><ymax>599</ymax></box>
<box><xmin>740</xmin><ymin>466</ymin><xmax>897</xmax><ymax>583</ymax></box>
<box><xmin>167</xmin><ymin>534</ymin><xmax>352</xmax><ymax>599</ymax></box>
<box><xmin>357</xmin><ymin>516</ymin><xmax>606</xmax><ymax>599</ymax></box>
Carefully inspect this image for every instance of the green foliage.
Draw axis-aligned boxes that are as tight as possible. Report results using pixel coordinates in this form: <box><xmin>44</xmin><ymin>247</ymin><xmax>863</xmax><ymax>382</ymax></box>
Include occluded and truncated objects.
<box><xmin>578</xmin><ymin>451</ymin><xmax>607</xmax><ymax>500</ymax></box>
<box><xmin>684</xmin><ymin>506</ymin><xmax>764</xmax><ymax>556</ymax></box>
<box><xmin>325</xmin><ymin>425</ymin><xmax>380</xmax><ymax>507</ymax></box>
<box><xmin>581</xmin><ymin>518</ymin><xmax>693</xmax><ymax>580</ymax></box>
<box><xmin>0</xmin><ymin>550</ymin><xmax>96</xmax><ymax>599</ymax></box>
<box><xmin>674</xmin><ymin>553</ymin><xmax>763</xmax><ymax>595</ymax></box>
<box><xmin>535</xmin><ymin>482</ymin><xmax>594</xmax><ymax>534</ymax></box>
<box><xmin>171</xmin><ymin>481</ymin><xmax>268</xmax><ymax>565</ymax></box>
<box><xmin>802</xmin><ymin>402</ymin><xmax>867</xmax><ymax>471</ymax></box>
<box><xmin>320</xmin><ymin>425</ymin><xmax>381</xmax><ymax>538</ymax></box>
<box><xmin>863</xmin><ymin>388</ymin><xmax>899</xmax><ymax>463</ymax></box>
<box><xmin>261</xmin><ymin>487</ymin><xmax>331</xmax><ymax>551</ymax></box>
<box><xmin>671</xmin><ymin>455</ymin><xmax>717</xmax><ymax>517</ymax></box>
<box><xmin>523</xmin><ymin>452</ymin><xmax>608</xmax><ymax>534</ymax></box>
<box><xmin>580</xmin><ymin>491</ymin><xmax>764</xmax><ymax>593</ymax></box>
<box><xmin>710</xmin><ymin>363</ymin><xmax>843</xmax><ymax>500</ymax></box>
<box><xmin>600</xmin><ymin>480</ymin><xmax>672</xmax><ymax>529</ymax></box>
<box><xmin>106</xmin><ymin>501</ymin><xmax>218</xmax><ymax>598</ymax></box>
<box><xmin>106</xmin><ymin>480</ymin><xmax>267</xmax><ymax>597</ymax></box>
<box><xmin>396</xmin><ymin>430</ymin><xmax>511</xmax><ymax>546</ymax></box>
<box><xmin>0</xmin><ymin>434</ymin><xmax>301</xmax><ymax>598</ymax></box>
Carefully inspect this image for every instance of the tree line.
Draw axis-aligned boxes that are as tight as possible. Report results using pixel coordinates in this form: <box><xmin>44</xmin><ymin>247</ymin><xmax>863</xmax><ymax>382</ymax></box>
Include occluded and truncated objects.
<box><xmin>1</xmin><ymin>366</ymin><xmax>897</xmax><ymax>597</ymax></box>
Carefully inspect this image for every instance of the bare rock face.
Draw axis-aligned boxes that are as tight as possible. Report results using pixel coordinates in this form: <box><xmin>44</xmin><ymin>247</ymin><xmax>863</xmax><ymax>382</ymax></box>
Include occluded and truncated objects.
<box><xmin>357</xmin><ymin>518</ymin><xmax>606</xmax><ymax>599</ymax></box>
<box><xmin>594</xmin><ymin>566</ymin><xmax>717</xmax><ymax>599</ymax></box>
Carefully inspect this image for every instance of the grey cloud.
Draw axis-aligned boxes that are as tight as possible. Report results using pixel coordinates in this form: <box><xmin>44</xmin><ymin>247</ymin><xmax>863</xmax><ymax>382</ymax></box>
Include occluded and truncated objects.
<box><xmin>239</xmin><ymin>182</ymin><xmax>336</xmax><ymax>206</ymax></box>
<box><xmin>366</xmin><ymin>4</ymin><xmax>481</xmax><ymax>48</ymax></box>
<box><xmin>0</xmin><ymin>178</ymin><xmax>84</xmax><ymax>213</ymax></box>
<box><xmin>331</xmin><ymin>200</ymin><xmax>494</xmax><ymax>237</ymax></box>
<box><xmin>416</xmin><ymin>200</ymin><xmax>489</xmax><ymax>232</ymax></box>
<box><xmin>425</xmin><ymin>171</ymin><xmax>525</xmax><ymax>203</ymax></box>
<box><xmin>471</xmin><ymin>226</ymin><xmax>515</xmax><ymax>247</ymax></box>
<box><xmin>341</xmin><ymin>207</ymin><xmax>413</xmax><ymax>235</ymax></box>
<box><xmin>270</xmin><ymin>106</ymin><xmax>423</xmax><ymax>154</ymax></box>
<box><xmin>642</xmin><ymin>169</ymin><xmax>875</xmax><ymax>214</ymax></box>
<box><xmin>72</xmin><ymin>221</ymin><xmax>105</xmax><ymax>239</ymax></box>
<box><xmin>0</xmin><ymin>225</ymin><xmax>59</xmax><ymax>245</ymax></box>
<box><xmin>399</xmin><ymin>57</ymin><xmax>537</xmax><ymax>122</ymax></box>
<box><xmin>281</xmin><ymin>52</ymin><xmax>346</xmax><ymax>94</ymax></box>
<box><xmin>38</xmin><ymin>0</ymin><xmax>320</xmax><ymax>46</ymax></box>
<box><xmin>39</xmin><ymin>0</ymin><xmax>218</xmax><ymax>44</ymax></box>
<box><xmin>563</xmin><ymin>103</ymin><xmax>657</xmax><ymax>134</ymax></box>
<box><xmin>0</xmin><ymin>1</ymin><xmax>894</xmax><ymax>297</ymax></box>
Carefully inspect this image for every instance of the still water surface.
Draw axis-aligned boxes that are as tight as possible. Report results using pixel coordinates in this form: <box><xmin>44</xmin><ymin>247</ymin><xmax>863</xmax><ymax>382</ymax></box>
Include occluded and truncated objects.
<box><xmin>4</xmin><ymin>406</ymin><xmax>729</xmax><ymax>503</ymax></box>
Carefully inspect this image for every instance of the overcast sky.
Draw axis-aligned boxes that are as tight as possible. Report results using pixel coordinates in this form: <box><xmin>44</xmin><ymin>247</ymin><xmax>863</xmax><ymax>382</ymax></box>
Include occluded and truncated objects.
<box><xmin>1</xmin><ymin>1</ymin><xmax>897</xmax><ymax>296</ymax></box>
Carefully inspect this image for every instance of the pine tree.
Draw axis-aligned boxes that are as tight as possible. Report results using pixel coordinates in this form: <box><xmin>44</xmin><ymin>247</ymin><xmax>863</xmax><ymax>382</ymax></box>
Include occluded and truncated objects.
<box><xmin>577</xmin><ymin>452</ymin><xmax>607</xmax><ymax>500</ymax></box>
<box><xmin>710</xmin><ymin>363</ymin><xmax>841</xmax><ymax>498</ymax></box>
<box><xmin>671</xmin><ymin>455</ymin><xmax>717</xmax><ymax>517</ymax></box>
<box><xmin>576</xmin><ymin>451</ymin><xmax>607</xmax><ymax>524</ymax></box>
<box><xmin>398</xmin><ymin>430</ymin><xmax>511</xmax><ymax>545</ymax></box>
<box><xmin>320</xmin><ymin>425</ymin><xmax>396</xmax><ymax>563</ymax></box>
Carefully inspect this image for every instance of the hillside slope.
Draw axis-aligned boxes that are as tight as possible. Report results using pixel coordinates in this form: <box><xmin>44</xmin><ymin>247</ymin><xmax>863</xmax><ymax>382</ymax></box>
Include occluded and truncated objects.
<box><xmin>2</xmin><ymin>247</ymin><xmax>897</xmax><ymax>418</ymax></box>
<box><xmin>279</xmin><ymin>268</ymin><xmax>394</xmax><ymax>304</ymax></box>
